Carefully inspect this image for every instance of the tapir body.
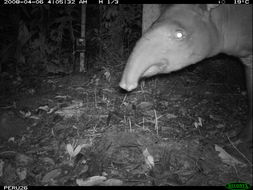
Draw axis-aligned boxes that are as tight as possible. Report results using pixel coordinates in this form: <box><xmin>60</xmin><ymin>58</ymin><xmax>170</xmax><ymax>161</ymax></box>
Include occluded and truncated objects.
<box><xmin>120</xmin><ymin>4</ymin><xmax>252</xmax><ymax>153</ymax></box>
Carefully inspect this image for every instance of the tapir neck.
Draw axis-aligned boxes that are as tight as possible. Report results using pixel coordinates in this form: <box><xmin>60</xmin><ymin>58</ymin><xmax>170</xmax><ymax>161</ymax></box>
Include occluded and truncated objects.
<box><xmin>210</xmin><ymin>5</ymin><xmax>252</xmax><ymax>57</ymax></box>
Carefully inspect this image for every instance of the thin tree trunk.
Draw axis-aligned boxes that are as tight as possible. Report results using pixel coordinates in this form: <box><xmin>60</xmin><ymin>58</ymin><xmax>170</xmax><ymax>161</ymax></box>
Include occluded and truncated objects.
<box><xmin>80</xmin><ymin>5</ymin><xmax>86</xmax><ymax>72</ymax></box>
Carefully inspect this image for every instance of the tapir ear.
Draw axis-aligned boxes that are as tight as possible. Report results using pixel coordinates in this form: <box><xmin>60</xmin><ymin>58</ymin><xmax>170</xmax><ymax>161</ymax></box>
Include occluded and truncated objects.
<box><xmin>197</xmin><ymin>4</ymin><xmax>220</xmax><ymax>12</ymax></box>
<box><xmin>196</xmin><ymin>4</ymin><xmax>220</xmax><ymax>21</ymax></box>
<box><xmin>206</xmin><ymin>4</ymin><xmax>220</xmax><ymax>11</ymax></box>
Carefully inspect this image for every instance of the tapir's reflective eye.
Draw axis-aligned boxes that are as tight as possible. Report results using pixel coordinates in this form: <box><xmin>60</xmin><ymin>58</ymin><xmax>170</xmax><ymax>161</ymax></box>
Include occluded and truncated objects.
<box><xmin>176</xmin><ymin>31</ymin><xmax>183</xmax><ymax>38</ymax></box>
<box><xmin>174</xmin><ymin>30</ymin><xmax>185</xmax><ymax>40</ymax></box>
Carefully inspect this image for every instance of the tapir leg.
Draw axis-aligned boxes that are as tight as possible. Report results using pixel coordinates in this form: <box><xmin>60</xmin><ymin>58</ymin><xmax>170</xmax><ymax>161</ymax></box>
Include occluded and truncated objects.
<box><xmin>237</xmin><ymin>56</ymin><xmax>252</xmax><ymax>161</ymax></box>
<box><xmin>240</xmin><ymin>56</ymin><xmax>252</xmax><ymax>142</ymax></box>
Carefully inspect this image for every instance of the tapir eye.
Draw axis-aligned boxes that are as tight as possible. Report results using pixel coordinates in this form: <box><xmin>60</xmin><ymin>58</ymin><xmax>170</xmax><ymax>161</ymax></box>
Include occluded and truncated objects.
<box><xmin>174</xmin><ymin>30</ymin><xmax>186</xmax><ymax>40</ymax></box>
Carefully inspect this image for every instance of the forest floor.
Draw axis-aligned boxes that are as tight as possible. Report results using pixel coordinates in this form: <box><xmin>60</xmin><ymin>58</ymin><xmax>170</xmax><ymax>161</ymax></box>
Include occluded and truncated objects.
<box><xmin>0</xmin><ymin>54</ymin><xmax>252</xmax><ymax>186</ymax></box>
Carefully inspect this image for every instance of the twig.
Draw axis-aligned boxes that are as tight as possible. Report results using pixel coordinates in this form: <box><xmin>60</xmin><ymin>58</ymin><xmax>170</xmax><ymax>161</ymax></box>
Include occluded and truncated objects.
<box><xmin>226</xmin><ymin>135</ymin><xmax>252</xmax><ymax>166</ymax></box>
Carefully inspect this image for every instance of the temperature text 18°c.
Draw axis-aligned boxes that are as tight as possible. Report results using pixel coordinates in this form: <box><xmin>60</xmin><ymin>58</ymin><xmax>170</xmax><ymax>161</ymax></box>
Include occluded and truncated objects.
<box><xmin>234</xmin><ymin>0</ymin><xmax>250</xmax><ymax>4</ymax></box>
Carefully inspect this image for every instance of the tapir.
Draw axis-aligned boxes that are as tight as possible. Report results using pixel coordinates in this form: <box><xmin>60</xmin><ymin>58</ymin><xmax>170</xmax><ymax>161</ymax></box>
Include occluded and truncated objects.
<box><xmin>119</xmin><ymin>4</ymin><xmax>252</xmax><ymax>156</ymax></box>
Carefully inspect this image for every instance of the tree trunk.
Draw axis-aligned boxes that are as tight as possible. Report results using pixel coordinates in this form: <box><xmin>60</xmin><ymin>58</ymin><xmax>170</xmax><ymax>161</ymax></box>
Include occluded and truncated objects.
<box><xmin>80</xmin><ymin>5</ymin><xmax>86</xmax><ymax>72</ymax></box>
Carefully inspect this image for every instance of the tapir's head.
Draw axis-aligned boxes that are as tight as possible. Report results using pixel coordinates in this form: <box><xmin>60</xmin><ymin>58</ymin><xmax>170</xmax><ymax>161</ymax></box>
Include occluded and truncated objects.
<box><xmin>120</xmin><ymin>5</ymin><xmax>218</xmax><ymax>91</ymax></box>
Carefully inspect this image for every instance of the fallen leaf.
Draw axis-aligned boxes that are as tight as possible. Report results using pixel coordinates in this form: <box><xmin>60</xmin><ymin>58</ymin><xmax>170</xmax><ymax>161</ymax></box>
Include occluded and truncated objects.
<box><xmin>100</xmin><ymin>179</ymin><xmax>123</xmax><ymax>186</ymax></box>
<box><xmin>137</xmin><ymin>102</ymin><xmax>153</xmax><ymax>110</ymax></box>
<box><xmin>216</xmin><ymin>124</ymin><xmax>224</xmax><ymax>129</ymax></box>
<box><xmin>76</xmin><ymin>176</ymin><xmax>107</xmax><ymax>186</ymax></box>
<box><xmin>215</xmin><ymin>144</ymin><xmax>246</xmax><ymax>167</ymax></box>
<box><xmin>166</xmin><ymin>113</ymin><xmax>178</xmax><ymax>119</ymax></box>
<box><xmin>0</xmin><ymin>159</ymin><xmax>4</xmax><ymax>177</ymax></box>
<box><xmin>143</xmin><ymin>148</ymin><xmax>154</xmax><ymax>169</ymax></box>
<box><xmin>15</xmin><ymin>153</ymin><xmax>33</xmax><ymax>166</ymax></box>
<box><xmin>66</xmin><ymin>144</ymin><xmax>82</xmax><ymax>158</ymax></box>
<box><xmin>16</xmin><ymin>167</ymin><xmax>27</xmax><ymax>180</ymax></box>
<box><xmin>42</xmin><ymin>168</ymin><xmax>62</xmax><ymax>183</ymax></box>
<box><xmin>38</xmin><ymin>105</ymin><xmax>50</xmax><ymax>112</ymax></box>
<box><xmin>41</xmin><ymin>157</ymin><xmax>55</xmax><ymax>165</ymax></box>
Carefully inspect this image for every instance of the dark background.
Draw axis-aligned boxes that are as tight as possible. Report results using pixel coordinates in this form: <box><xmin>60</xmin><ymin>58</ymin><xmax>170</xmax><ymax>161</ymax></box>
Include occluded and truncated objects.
<box><xmin>0</xmin><ymin>5</ymin><xmax>142</xmax><ymax>94</ymax></box>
